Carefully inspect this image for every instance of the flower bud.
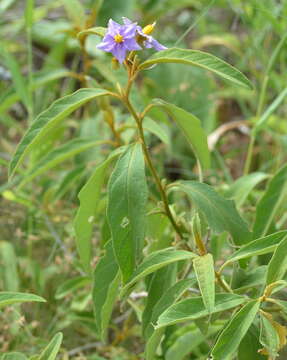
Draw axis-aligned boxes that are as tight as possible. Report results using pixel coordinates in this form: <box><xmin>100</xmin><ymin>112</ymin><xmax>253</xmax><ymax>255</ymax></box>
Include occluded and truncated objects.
<box><xmin>142</xmin><ymin>22</ymin><xmax>156</xmax><ymax>35</ymax></box>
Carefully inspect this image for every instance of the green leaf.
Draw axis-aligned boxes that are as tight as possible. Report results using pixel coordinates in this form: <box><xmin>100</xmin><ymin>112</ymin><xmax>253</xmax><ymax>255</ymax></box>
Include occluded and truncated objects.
<box><xmin>211</xmin><ymin>300</ymin><xmax>260</xmax><ymax>360</ymax></box>
<box><xmin>0</xmin><ymin>292</ymin><xmax>46</xmax><ymax>309</ymax></box>
<box><xmin>0</xmin><ymin>0</ymin><xmax>17</xmax><ymax>12</ymax></box>
<box><xmin>139</xmin><ymin>48</ymin><xmax>253</xmax><ymax>89</ymax></box>
<box><xmin>173</xmin><ymin>181</ymin><xmax>252</xmax><ymax>245</ymax></box>
<box><xmin>156</xmin><ymin>293</ymin><xmax>246</xmax><ymax>329</ymax></box>
<box><xmin>266</xmin><ymin>235</ymin><xmax>287</xmax><ymax>285</ymax></box>
<box><xmin>259</xmin><ymin>313</ymin><xmax>279</xmax><ymax>359</ymax></box>
<box><xmin>233</xmin><ymin>266</ymin><xmax>267</xmax><ymax>292</ymax></box>
<box><xmin>55</xmin><ymin>276</ymin><xmax>91</xmax><ymax>299</ymax></box>
<box><xmin>225</xmin><ymin>172</ymin><xmax>269</xmax><ymax>207</ymax></box>
<box><xmin>38</xmin><ymin>332</ymin><xmax>63</xmax><ymax>360</ymax></box>
<box><xmin>18</xmin><ymin>138</ymin><xmax>104</xmax><ymax>188</ymax></box>
<box><xmin>165</xmin><ymin>323</ymin><xmax>223</xmax><ymax>360</ymax></box>
<box><xmin>9</xmin><ymin>88</ymin><xmax>109</xmax><ymax>178</ymax></box>
<box><xmin>145</xmin><ymin>278</ymin><xmax>195</xmax><ymax>360</ymax></box>
<box><xmin>25</xmin><ymin>0</ymin><xmax>34</xmax><ymax>29</ymax></box>
<box><xmin>0</xmin><ymin>46</ymin><xmax>31</xmax><ymax>111</ymax></box>
<box><xmin>253</xmin><ymin>164</ymin><xmax>287</xmax><ymax>238</ymax></box>
<box><xmin>0</xmin><ymin>69</ymin><xmax>71</xmax><ymax>115</ymax></box>
<box><xmin>274</xmin><ymin>299</ymin><xmax>287</xmax><ymax>315</ymax></box>
<box><xmin>238</xmin><ymin>325</ymin><xmax>266</xmax><ymax>360</ymax></box>
<box><xmin>93</xmin><ymin>241</ymin><xmax>120</xmax><ymax>341</ymax></box>
<box><xmin>1</xmin><ymin>353</ymin><xmax>28</xmax><ymax>360</ymax></box>
<box><xmin>107</xmin><ymin>143</ymin><xmax>148</xmax><ymax>283</ymax></box>
<box><xmin>150</xmin><ymin>100</ymin><xmax>210</xmax><ymax>169</ymax></box>
<box><xmin>221</xmin><ymin>231</ymin><xmax>287</xmax><ymax>270</ymax></box>
<box><xmin>77</xmin><ymin>27</ymin><xmax>107</xmax><ymax>40</ymax></box>
<box><xmin>53</xmin><ymin>165</ymin><xmax>84</xmax><ymax>201</ymax></box>
<box><xmin>143</xmin><ymin>117</ymin><xmax>170</xmax><ymax>145</ymax></box>
<box><xmin>148</xmin><ymin>278</ymin><xmax>195</xmax><ymax>337</ymax></box>
<box><xmin>193</xmin><ymin>253</ymin><xmax>215</xmax><ymax>313</ymax></box>
<box><xmin>142</xmin><ymin>265</ymin><xmax>176</xmax><ymax>339</ymax></box>
<box><xmin>264</xmin><ymin>280</ymin><xmax>287</xmax><ymax>297</ymax></box>
<box><xmin>121</xmin><ymin>248</ymin><xmax>197</xmax><ymax>297</ymax></box>
<box><xmin>0</xmin><ymin>241</ymin><xmax>19</xmax><ymax>291</ymax></box>
<box><xmin>74</xmin><ymin>148</ymin><xmax>124</xmax><ymax>272</ymax></box>
<box><xmin>255</xmin><ymin>87</ymin><xmax>287</xmax><ymax>131</ymax></box>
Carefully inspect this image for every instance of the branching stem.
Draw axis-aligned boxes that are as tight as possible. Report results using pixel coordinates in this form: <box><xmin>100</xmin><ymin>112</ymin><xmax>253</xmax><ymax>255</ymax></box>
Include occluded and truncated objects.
<box><xmin>122</xmin><ymin>72</ymin><xmax>184</xmax><ymax>240</ymax></box>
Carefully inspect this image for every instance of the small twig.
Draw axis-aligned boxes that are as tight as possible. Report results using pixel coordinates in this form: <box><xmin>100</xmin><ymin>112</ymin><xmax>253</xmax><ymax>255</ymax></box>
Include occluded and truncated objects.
<box><xmin>215</xmin><ymin>271</ymin><xmax>233</xmax><ymax>293</ymax></box>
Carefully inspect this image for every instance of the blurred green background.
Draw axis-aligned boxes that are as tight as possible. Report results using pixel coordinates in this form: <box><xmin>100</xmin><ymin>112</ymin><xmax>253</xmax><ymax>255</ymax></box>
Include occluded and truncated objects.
<box><xmin>0</xmin><ymin>0</ymin><xmax>287</xmax><ymax>358</ymax></box>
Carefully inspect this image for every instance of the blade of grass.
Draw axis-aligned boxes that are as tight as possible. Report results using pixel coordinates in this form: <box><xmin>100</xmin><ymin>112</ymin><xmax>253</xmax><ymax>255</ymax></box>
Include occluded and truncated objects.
<box><xmin>174</xmin><ymin>0</ymin><xmax>216</xmax><ymax>46</ymax></box>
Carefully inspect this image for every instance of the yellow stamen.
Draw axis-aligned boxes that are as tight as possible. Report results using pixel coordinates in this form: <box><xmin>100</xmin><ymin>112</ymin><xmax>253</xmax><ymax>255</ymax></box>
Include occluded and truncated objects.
<box><xmin>142</xmin><ymin>22</ymin><xmax>156</xmax><ymax>35</ymax></box>
<box><xmin>114</xmin><ymin>34</ymin><xmax>124</xmax><ymax>43</ymax></box>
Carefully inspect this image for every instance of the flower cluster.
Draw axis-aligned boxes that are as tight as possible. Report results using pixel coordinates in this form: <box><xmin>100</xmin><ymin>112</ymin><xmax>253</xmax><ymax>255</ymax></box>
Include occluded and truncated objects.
<box><xmin>97</xmin><ymin>18</ymin><xmax>167</xmax><ymax>64</ymax></box>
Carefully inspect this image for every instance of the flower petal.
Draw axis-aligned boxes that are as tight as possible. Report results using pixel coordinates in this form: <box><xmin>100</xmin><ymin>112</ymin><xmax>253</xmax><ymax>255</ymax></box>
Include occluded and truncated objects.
<box><xmin>97</xmin><ymin>39</ymin><xmax>115</xmax><ymax>52</ymax></box>
<box><xmin>111</xmin><ymin>43</ymin><xmax>127</xmax><ymax>63</ymax></box>
<box><xmin>122</xmin><ymin>17</ymin><xmax>133</xmax><ymax>25</ymax></box>
<box><xmin>124</xmin><ymin>38</ymin><xmax>142</xmax><ymax>51</ymax></box>
<box><xmin>121</xmin><ymin>23</ymin><xmax>138</xmax><ymax>39</ymax></box>
<box><xmin>145</xmin><ymin>38</ymin><xmax>167</xmax><ymax>51</ymax></box>
<box><xmin>107</xmin><ymin>19</ymin><xmax>121</xmax><ymax>36</ymax></box>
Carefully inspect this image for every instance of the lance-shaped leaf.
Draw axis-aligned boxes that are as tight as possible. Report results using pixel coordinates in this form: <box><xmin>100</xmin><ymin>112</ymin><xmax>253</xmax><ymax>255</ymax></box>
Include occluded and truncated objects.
<box><xmin>156</xmin><ymin>293</ymin><xmax>246</xmax><ymax>328</ymax></box>
<box><xmin>18</xmin><ymin>138</ymin><xmax>105</xmax><ymax>189</ymax></box>
<box><xmin>211</xmin><ymin>300</ymin><xmax>260</xmax><ymax>360</ymax></box>
<box><xmin>255</xmin><ymin>87</ymin><xmax>287</xmax><ymax>131</ymax></box>
<box><xmin>0</xmin><ymin>241</ymin><xmax>19</xmax><ymax>291</ymax></box>
<box><xmin>238</xmin><ymin>324</ymin><xmax>265</xmax><ymax>360</ymax></box>
<box><xmin>107</xmin><ymin>143</ymin><xmax>148</xmax><ymax>283</ymax></box>
<box><xmin>38</xmin><ymin>332</ymin><xmax>63</xmax><ymax>360</ymax></box>
<box><xmin>142</xmin><ymin>265</ymin><xmax>176</xmax><ymax>339</ymax></box>
<box><xmin>193</xmin><ymin>253</ymin><xmax>215</xmax><ymax>313</ymax></box>
<box><xmin>253</xmin><ymin>164</ymin><xmax>287</xmax><ymax>238</ymax></box>
<box><xmin>0</xmin><ymin>292</ymin><xmax>46</xmax><ymax>309</ymax></box>
<box><xmin>149</xmin><ymin>100</ymin><xmax>210</xmax><ymax>169</ymax></box>
<box><xmin>55</xmin><ymin>276</ymin><xmax>91</xmax><ymax>300</ymax></box>
<box><xmin>0</xmin><ymin>45</ymin><xmax>31</xmax><ymax>111</ymax></box>
<box><xmin>93</xmin><ymin>241</ymin><xmax>120</xmax><ymax>341</ymax></box>
<box><xmin>74</xmin><ymin>147</ymin><xmax>124</xmax><ymax>272</ymax></box>
<box><xmin>259</xmin><ymin>312</ymin><xmax>283</xmax><ymax>359</ymax></box>
<box><xmin>221</xmin><ymin>231</ymin><xmax>287</xmax><ymax>271</ymax></box>
<box><xmin>77</xmin><ymin>27</ymin><xmax>107</xmax><ymax>40</ymax></box>
<box><xmin>0</xmin><ymin>68</ymin><xmax>71</xmax><ymax>114</ymax></box>
<box><xmin>264</xmin><ymin>280</ymin><xmax>287</xmax><ymax>297</ymax></box>
<box><xmin>121</xmin><ymin>248</ymin><xmax>197</xmax><ymax>296</ymax></box>
<box><xmin>145</xmin><ymin>278</ymin><xmax>195</xmax><ymax>360</ymax></box>
<box><xmin>1</xmin><ymin>353</ymin><xmax>28</xmax><ymax>360</ymax></box>
<box><xmin>172</xmin><ymin>181</ymin><xmax>252</xmax><ymax>245</ymax></box>
<box><xmin>266</xmin><ymin>235</ymin><xmax>287</xmax><ymax>285</ymax></box>
<box><xmin>139</xmin><ymin>48</ymin><xmax>253</xmax><ymax>89</ymax></box>
<box><xmin>9</xmin><ymin>88</ymin><xmax>109</xmax><ymax>178</ymax></box>
<box><xmin>274</xmin><ymin>299</ymin><xmax>287</xmax><ymax>315</ymax></box>
<box><xmin>165</xmin><ymin>323</ymin><xmax>224</xmax><ymax>360</ymax></box>
<box><xmin>143</xmin><ymin>117</ymin><xmax>170</xmax><ymax>145</ymax></box>
<box><xmin>225</xmin><ymin>172</ymin><xmax>269</xmax><ymax>207</ymax></box>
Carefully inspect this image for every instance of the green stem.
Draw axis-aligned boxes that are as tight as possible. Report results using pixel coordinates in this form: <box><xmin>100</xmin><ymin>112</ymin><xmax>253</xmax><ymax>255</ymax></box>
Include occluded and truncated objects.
<box><xmin>243</xmin><ymin>133</ymin><xmax>256</xmax><ymax>176</ymax></box>
<box><xmin>243</xmin><ymin>67</ymin><xmax>269</xmax><ymax>175</ymax></box>
<box><xmin>124</xmin><ymin>97</ymin><xmax>184</xmax><ymax>240</ymax></box>
<box><xmin>215</xmin><ymin>271</ymin><xmax>233</xmax><ymax>293</ymax></box>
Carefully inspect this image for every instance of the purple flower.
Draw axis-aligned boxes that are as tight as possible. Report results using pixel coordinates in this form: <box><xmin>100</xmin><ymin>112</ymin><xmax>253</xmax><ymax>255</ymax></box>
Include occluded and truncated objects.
<box><xmin>97</xmin><ymin>19</ymin><xmax>141</xmax><ymax>63</ymax></box>
<box><xmin>123</xmin><ymin>18</ymin><xmax>167</xmax><ymax>51</ymax></box>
